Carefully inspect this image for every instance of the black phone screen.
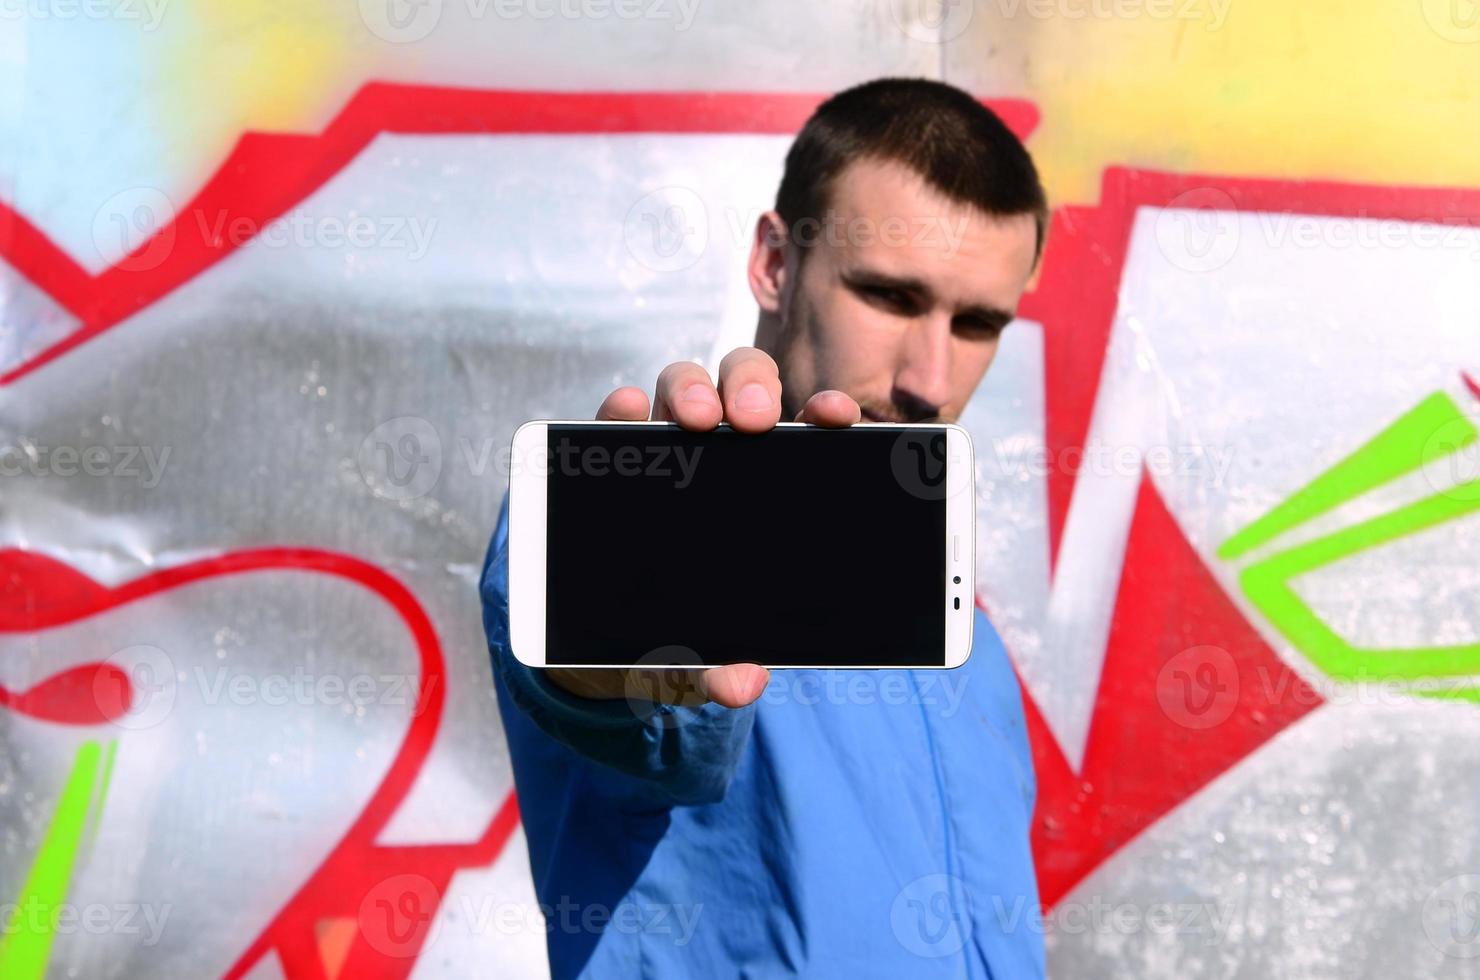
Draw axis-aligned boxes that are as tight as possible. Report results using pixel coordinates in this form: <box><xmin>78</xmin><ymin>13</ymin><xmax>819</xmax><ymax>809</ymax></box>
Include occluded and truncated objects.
<box><xmin>543</xmin><ymin>423</ymin><xmax>949</xmax><ymax>668</ymax></box>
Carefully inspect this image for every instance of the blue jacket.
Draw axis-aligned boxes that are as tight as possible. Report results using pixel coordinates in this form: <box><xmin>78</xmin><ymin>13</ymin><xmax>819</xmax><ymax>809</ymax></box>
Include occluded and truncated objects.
<box><xmin>482</xmin><ymin>495</ymin><xmax>1044</xmax><ymax>978</ymax></box>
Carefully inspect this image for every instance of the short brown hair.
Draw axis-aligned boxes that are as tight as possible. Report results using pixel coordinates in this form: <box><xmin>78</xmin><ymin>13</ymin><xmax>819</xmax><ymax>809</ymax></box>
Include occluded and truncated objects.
<box><xmin>775</xmin><ymin>77</ymin><xmax>1048</xmax><ymax>259</ymax></box>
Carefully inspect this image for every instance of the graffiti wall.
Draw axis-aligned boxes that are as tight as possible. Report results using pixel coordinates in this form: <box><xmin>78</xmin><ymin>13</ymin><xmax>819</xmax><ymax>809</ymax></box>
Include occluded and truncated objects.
<box><xmin>3</xmin><ymin>2</ymin><xmax>1480</xmax><ymax>977</ymax></box>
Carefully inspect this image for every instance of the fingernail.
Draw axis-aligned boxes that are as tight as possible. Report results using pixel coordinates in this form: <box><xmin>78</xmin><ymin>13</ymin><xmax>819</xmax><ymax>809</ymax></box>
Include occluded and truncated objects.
<box><xmin>681</xmin><ymin>383</ymin><xmax>717</xmax><ymax>406</ymax></box>
<box><xmin>736</xmin><ymin>382</ymin><xmax>771</xmax><ymax>412</ymax></box>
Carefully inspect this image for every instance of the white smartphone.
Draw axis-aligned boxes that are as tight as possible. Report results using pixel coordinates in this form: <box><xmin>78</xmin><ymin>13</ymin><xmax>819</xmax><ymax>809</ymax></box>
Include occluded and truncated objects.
<box><xmin>507</xmin><ymin>420</ymin><xmax>975</xmax><ymax>670</ymax></box>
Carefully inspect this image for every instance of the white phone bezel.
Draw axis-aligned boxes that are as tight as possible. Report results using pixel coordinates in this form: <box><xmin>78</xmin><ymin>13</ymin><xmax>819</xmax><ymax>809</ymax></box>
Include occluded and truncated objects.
<box><xmin>508</xmin><ymin>420</ymin><xmax>975</xmax><ymax>669</ymax></box>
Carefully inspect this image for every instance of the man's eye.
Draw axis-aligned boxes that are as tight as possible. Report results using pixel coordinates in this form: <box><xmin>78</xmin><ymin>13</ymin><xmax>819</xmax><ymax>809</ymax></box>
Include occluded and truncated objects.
<box><xmin>863</xmin><ymin>286</ymin><xmax>913</xmax><ymax>312</ymax></box>
<box><xmin>954</xmin><ymin>318</ymin><xmax>1005</xmax><ymax>340</ymax></box>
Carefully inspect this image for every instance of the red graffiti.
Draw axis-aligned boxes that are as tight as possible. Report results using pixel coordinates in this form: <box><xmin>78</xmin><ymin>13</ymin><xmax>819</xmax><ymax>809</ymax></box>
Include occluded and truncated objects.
<box><xmin>0</xmin><ymin>84</ymin><xmax>1036</xmax><ymax>386</ymax></box>
<box><xmin>0</xmin><ymin>546</ymin><xmax>517</xmax><ymax>977</ymax></box>
<box><xmin>6</xmin><ymin>85</ymin><xmax>1479</xmax><ymax>970</ymax></box>
<box><xmin>1017</xmin><ymin>166</ymin><xmax>1480</xmax><ymax>904</ymax></box>
<box><xmin>0</xmin><ymin>662</ymin><xmax>132</xmax><ymax>726</ymax></box>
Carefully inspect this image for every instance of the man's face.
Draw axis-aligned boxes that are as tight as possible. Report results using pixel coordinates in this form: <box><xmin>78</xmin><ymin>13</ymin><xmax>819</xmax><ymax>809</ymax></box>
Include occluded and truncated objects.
<box><xmin>754</xmin><ymin>158</ymin><xmax>1040</xmax><ymax>422</ymax></box>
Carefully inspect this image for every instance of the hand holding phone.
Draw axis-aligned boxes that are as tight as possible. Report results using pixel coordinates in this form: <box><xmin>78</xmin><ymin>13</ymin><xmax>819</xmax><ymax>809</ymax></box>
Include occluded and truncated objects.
<box><xmin>510</xmin><ymin>348</ymin><xmax>973</xmax><ymax>709</ymax></box>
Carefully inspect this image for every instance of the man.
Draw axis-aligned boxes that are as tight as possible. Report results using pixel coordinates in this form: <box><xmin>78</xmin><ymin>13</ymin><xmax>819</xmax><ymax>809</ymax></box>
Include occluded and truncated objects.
<box><xmin>482</xmin><ymin>77</ymin><xmax>1049</xmax><ymax>978</ymax></box>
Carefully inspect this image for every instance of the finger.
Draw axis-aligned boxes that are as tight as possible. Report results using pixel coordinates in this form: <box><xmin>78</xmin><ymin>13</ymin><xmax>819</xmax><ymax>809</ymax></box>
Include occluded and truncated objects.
<box><xmin>794</xmin><ymin>389</ymin><xmax>862</xmax><ymax>428</ymax></box>
<box><xmin>698</xmin><ymin>663</ymin><xmax>770</xmax><ymax>708</ymax></box>
<box><xmin>652</xmin><ymin>361</ymin><xmax>724</xmax><ymax>430</ymax></box>
<box><xmin>596</xmin><ymin>386</ymin><xmax>651</xmax><ymax>421</ymax></box>
<box><xmin>716</xmin><ymin>347</ymin><xmax>782</xmax><ymax>434</ymax></box>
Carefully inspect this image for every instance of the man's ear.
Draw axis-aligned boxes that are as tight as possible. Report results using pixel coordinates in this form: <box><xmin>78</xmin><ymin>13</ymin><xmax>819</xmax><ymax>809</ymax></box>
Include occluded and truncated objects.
<box><xmin>1024</xmin><ymin>255</ymin><xmax>1044</xmax><ymax>294</ymax></box>
<box><xmin>1024</xmin><ymin>220</ymin><xmax>1049</xmax><ymax>293</ymax></box>
<box><xmin>747</xmin><ymin>211</ymin><xmax>789</xmax><ymax>315</ymax></box>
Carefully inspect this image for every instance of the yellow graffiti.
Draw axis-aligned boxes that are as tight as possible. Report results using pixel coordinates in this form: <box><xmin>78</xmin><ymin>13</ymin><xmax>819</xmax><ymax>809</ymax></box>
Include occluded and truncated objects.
<box><xmin>990</xmin><ymin>0</ymin><xmax>1480</xmax><ymax>201</ymax></box>
<box><xmin>137</xmin><ymin>2</ymin><xmax>1480</xmax><ymax>209</ymax></box>
<box><xmin>155</xmin><ymin>0</ymin><xmax>357</xmax><ymax>177</ymax></box>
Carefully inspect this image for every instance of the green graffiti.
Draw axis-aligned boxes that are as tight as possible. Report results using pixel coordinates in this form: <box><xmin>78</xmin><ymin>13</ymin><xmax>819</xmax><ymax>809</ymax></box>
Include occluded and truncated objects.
<box><xmin>1224</xmin><ymin>391</ymin><xmax>1480</xmax><ymax>700</ymax></box>
<box><xmin>0</xmin><ymin>739</ymin><xmax>116</xmax><ymax>980</ymax></box>
<box><xmin>1219</xmin><ymin>392</ymin><xmax>1477</xmax><ymax>560</ymax></box>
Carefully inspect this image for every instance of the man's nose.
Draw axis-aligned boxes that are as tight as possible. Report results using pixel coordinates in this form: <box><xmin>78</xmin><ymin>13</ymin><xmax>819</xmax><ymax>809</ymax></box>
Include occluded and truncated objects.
<box><xmin>893</xmin><ymin>316</ymin><xmax>953</xmax><ymax>417</ymax></box>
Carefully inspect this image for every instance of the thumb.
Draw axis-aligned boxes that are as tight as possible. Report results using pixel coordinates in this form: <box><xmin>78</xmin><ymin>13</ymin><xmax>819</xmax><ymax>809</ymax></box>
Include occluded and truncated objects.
<box><xmin>699</xmin><ymin>663</ymin><xmax>771</xmax><ymax>708</ymax></box>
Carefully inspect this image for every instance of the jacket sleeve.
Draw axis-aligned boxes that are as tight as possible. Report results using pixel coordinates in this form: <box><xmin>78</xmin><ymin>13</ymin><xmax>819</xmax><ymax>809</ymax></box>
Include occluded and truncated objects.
<box><xmin>480</xmin><ymin>492</ymin><xmax>756</xmax><ymax>807</ymax></box>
